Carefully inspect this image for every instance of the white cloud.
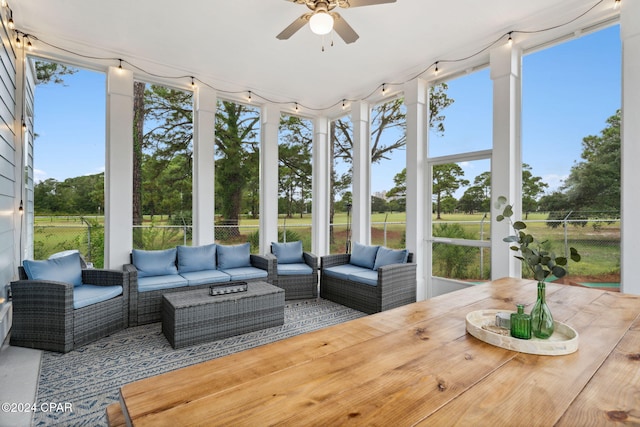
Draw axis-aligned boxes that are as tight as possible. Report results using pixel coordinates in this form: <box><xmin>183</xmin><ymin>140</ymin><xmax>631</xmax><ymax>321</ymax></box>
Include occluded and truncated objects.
<box><xmin>542</xmin><ymin>173</ymin><xmax>568</xmax><ymax>193</ymax></box>
<box><xmin>34</xmin><ymin>169</ymin><xmax>47</xmax><ymax>183</ymax></box>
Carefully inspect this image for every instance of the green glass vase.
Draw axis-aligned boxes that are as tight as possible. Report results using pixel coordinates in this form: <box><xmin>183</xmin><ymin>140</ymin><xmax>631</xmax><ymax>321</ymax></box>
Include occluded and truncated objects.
<box><xmin>510</xmin><ymin>304</ymin><xmax>531</xmax><ymax>340</ymax></box>
<box><xmin>531</xmin><ymin>281</ymin><xmax>554</xmax><ymax>339</ymax></box>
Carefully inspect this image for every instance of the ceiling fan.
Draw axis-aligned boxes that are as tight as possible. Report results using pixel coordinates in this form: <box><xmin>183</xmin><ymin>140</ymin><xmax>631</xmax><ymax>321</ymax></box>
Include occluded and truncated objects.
<box><xmin>276</xmin><ymin>0</ymin><xmax>397</xmax><ymax>44</ymax></box>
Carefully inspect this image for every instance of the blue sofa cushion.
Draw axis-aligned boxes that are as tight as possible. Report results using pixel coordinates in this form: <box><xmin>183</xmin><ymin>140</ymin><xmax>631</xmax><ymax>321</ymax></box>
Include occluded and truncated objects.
<box><xmin>272</xmin><ymin>241</ymin><xmax>304</xmax><ymax>264</ymax></box>
<box><xmin>132</xmin><ymin>248</ymin><xmax>178</xmax><ymax>278</ymax></box>
<box><xmin>221</xmin><ymin>266</ymin><xmax>268</xmax><ymax>281</ymax></box>
<box><xmin>277</xmin><ymin>263</ymin><xmax>313</xmax><ymax>276</ymax></box>
<box><xmin>217</xmin><ymin>243</ymin><xmax>251</xmax><ymax>270</ymax></box>
<box><xmin>137</xmin><ymin>275</ymin><xmax>188</xmax><ymax>292</ymax></box>
<box><xmin>180</xmin><ymin>269</ymin><xmax>231</xmax><ymax>286</ymax></box>
<box><xmin>23</xmin><ymin>252</ymin><xmax>83</xmax><ymax>287</ymax></box>
<box><xmin>373</xmin><ymin>247</ymin><xmax>409</xmax><ymax>270</ymax></box>
<box><xmin>73</xmin><ymin>284</ymin><xmax>123</xmax><ymax>309</ymax></box>
<box><xmin>348</xmin><ymin>270</ymin><xmax>379</xmax><ymax>287</ymax></box>
<box><xmin>323</xmin><ymin>264</ymin><xmax>370</xmax><ymax>281</ymax></box>
<box><xmin>349</xmin><ymin>242</ymin><xmax>380</xmax><ymax>270</ymax></box>
<box><xmin>177</xmin><ymin>244</ymin><xmax>217</xmax><ymax>274</ymax></box>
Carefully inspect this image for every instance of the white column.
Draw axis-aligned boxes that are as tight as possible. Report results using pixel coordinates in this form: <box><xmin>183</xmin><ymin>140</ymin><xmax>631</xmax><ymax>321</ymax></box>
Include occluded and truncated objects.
<box><xmin>404</xmin><ymin>78</ymin><xmax>428</xmax><ymax>300</ymax></box>
<box><xmin>192</xmin><ymin>86</ymin><xmax>217</xmax><ymax>246</ymax></box>
<box><xmin>490</xmin><ymin>43</ymin><xmax>522</xmax><ymax>280</ymax></box>
<box><xmin>351</xmin><ymin>101</ymin><xmax>371</xmax><ymax>246</ymax></box>
<box><xmin>621</xmin><ymin>0</ymin><xmax>640</xmax><ymax>295</ymax></box>
<box><xmin>105</xmin><ymin>66</ymin><xmax>134</xmax><ymax>268</ymax></box>
<box><xmin>260</xmin><ymin>103</ymin><xmax>280</xmax><ymax>254</ymax></box>
<box><xmin>312</xmin><ymin>116</ymin><xmax>330</xmax><ymax>256</ymax></box>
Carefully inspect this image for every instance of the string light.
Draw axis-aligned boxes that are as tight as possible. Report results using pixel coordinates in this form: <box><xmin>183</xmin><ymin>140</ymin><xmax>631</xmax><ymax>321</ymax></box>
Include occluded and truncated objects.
<box><xmin>248</xmin><ymin>91</ymin><xmax>252</xmax><ymax>102</ymax></box>
<box><xmin>5</xmin><ymin>0</ymin><xmax>609</xmax><ymax>112</ymax></box>
<box><xmin>27</xmin><ymin>39</ymin><xmax>33</xmax><ymax>51</ymax></box>
<box><xmin>342</xmin><ymin>99</ymin><xmax>346</xmax><ymax>109</ymax></box>
<box><xmin>613</xmin><ymin>0</ymin><xmax>621</xmax><ymax>10</ymax></box>
<box><xmin>507</xmin><ymin>32</ymin><xmax>513</xmax><ymax>46</ymax></box>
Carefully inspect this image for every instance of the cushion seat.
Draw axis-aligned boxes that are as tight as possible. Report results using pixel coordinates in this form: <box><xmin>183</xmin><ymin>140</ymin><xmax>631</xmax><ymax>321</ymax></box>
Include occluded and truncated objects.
<box><xmin>221</xmin><ymin>266</ymin><xmax>269</xmax><ymax>281</ymax></box>
<box><xmin>277</xmin><ymin>262</ymin><xmax>313</xmax><ymax>276</ymax></box>
<box><xmin>73</xmin><ymin>284</ymin><xmax>123</xmax><ymax>309</ymax></box>
<box><xmin>347</xmin><ymin>270</ymin><xmax>378</xmax><ymax>287</ymax></box>
<box><xmin>323</xmin><ymin>264</ymin><xmax>370</xmax><ymax>281</ymax></box>
<box><xmin>180</xmin><ymin>269</ymin><xmax>231</xmax><ymax>286</ymax></box>
<box><xmin>137</xmin><ymin>275</ymin><xmax>189</xmax><ymax>292</ymax></box>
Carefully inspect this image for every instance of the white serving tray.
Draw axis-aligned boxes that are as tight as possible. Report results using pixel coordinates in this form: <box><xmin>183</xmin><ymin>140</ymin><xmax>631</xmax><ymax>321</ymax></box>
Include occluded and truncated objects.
<box><xmin>465</xmin><ymin>309</ymin><xmax>579</xmax><ymax>356</ymax></box>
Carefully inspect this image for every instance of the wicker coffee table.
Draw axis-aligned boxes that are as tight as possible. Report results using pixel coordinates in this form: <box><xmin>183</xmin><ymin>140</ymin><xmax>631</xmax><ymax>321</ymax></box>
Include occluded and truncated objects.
<box><xmin>162</xmin><ymin>281</ymin><xmax>285</xmax><ymax>349</ymax></box>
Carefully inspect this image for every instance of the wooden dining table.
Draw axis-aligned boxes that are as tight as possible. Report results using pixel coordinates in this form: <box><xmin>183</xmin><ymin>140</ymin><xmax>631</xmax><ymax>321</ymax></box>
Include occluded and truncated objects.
<box><xmin>111</xmin><ymin>277</ymin><xmax>640</xmax><ymax>426</ymax></box>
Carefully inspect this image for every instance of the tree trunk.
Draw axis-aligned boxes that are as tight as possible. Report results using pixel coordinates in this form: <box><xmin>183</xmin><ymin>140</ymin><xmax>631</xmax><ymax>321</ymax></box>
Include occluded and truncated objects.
<box><xmin>133</xmin><ymin>81</ymin><xmax>145</xmax><ymax>247</ymax></box>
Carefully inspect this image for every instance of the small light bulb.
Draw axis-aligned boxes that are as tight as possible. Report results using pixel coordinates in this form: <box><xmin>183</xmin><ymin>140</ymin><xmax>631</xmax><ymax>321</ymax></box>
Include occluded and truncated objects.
<box><xmin>191</xmin><ymin>77</ymin><xmax>196</xmax><ymax>88</ymax></box>
<box><xmin>8</xmin><ymin>17</ymin><xmax>14</xmax><ymax>30</ymax></box>
<box><xmin>434</xmin><ymin>62</ymin><xmax>439</xmax><ymax>76</ymax></box>
<box><xmin>1</xmin><ymin>1</ymin><xmax>8</xmax><ymax>8</ymax></box>
<box><xmin>382</xmin><ymin>83</ymin><xmax>386</xmax><ymax>95</ymax></box>
<box><xmin>27</xmin><ymin>40</ymin><xmax>33</xmax><ymax>51</ymax></box>
<box><xmin>613</xmin><ymin>0</ymin><xmax>621</xmax><ymax>10</ymax></box>
<box><xmin>295</xmin><ymin>102</ymin><xmax>299</xmax><ymax>112</ymax></box>
<box><xmin>342</xmin><ymin>99</ymin><xmax>346</xmax><ymax>110</ymax></box>
<box><xmin>15</xmin><ymin>34</ymin><xmax>21</xmax><ymax>48</ymax></box>
<box><xmin>507</xmin><ymin>32</ymin><xmax>513</xmax><ymax>46</ymax></box>
<box><xmin>248</xmin><ymin>91</ymin><xmax>252</xmax><ymax>102</ymax></box>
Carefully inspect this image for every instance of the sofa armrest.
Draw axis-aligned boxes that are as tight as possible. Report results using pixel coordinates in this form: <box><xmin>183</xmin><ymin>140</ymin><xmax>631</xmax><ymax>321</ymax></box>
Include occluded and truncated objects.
<box><xmin>82</xmin><ymin>268</ymin><xmax>128</xmax><ymax>289</ymax></box>
<box><xmin>10</xmin><ymin>279</ymin><xmax>74</xmax><ymax>315</ymax></box>
<box><xmin>302</xmin><ymin>252</ymin><xmax>319</xmax><ymax>271</ymax></box>
<box><xmin>321</xmin><ymin>253</ymin><xmax>351</xmax><ymax>269</ymax></box>
<box><xmin>377</xmin><ymin>262</ymin><xmax>417</xmax><ymax>298</ymax></box>
<box><xmin>250</xmin><ymin>254</ymin><xmax>276</xmax><ymax>283</ymax></box>
<box><xmin>123</xmin><ymin>263</ymin><xmax>139</xmax><ymax>326</ymax></box>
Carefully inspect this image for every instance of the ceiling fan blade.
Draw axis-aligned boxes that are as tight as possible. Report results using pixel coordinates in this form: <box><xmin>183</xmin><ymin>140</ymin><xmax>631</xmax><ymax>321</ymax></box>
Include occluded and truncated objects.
<box><xmin>276</xmin><ymin>14</ymin><xmax>310</xmax><ymax>40</ymax></box>
<box><xmin>340</xmin><ymin>0</ymin><xmax>396</xmax><ymax>8</ymax></box>
<box><xmin>332</xmin><ymin>12</ymin><xmax>359</xmax><ymax>44</ymax></box>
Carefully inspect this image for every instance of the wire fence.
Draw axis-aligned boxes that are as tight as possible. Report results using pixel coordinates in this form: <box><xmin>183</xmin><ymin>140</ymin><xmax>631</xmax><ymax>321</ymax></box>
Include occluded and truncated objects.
<box><xmin>33</xmin><ymin>213</ymin><xmax>620</xmax><ymax>283</ymax></box>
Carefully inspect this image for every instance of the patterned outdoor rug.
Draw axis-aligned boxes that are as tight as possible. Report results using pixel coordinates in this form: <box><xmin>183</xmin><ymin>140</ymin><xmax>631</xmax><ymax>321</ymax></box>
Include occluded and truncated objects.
<box><xmin>33</xmin><ymin>298</ymin><xmax>365</xmax><ymax>426</ymax></box>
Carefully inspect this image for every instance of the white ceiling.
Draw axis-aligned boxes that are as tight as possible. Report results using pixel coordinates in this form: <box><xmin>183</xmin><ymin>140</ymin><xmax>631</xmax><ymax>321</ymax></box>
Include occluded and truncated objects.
<box><xmin>12</xmin><ymin>0</ymin><xmax>618</xmax><ymax>113</ymax></box>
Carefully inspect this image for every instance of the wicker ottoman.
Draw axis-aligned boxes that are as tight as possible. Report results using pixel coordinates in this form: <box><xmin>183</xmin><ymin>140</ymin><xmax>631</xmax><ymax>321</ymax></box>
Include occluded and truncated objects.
<box><xmin>162</xmin><ymin>281</ymin><xmax>285</xmax><ymax>349</ymax></box>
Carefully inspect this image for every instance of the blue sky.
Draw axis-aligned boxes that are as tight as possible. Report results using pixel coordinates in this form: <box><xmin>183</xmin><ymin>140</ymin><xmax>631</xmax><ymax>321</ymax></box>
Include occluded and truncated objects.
<box><xmin>34</xmin><ymin>24</ymin><xmax>621</xmax><ymax>198</ymax></box>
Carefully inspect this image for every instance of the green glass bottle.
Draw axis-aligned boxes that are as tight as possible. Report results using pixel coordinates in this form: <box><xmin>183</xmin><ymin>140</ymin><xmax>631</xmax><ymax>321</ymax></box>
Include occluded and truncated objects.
<box><xmin>531</xmin><ymin>281</ymin><xmax>554</xmax><ymax>339</ymax></box>
<box><xmin>510</xmin><ymin>304</ymin><xmax>531</xmax><ymax>340</ymax></box>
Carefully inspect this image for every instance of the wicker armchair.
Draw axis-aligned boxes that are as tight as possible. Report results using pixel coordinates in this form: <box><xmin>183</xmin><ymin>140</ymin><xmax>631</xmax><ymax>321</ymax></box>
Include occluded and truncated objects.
<box><xmin>320</xmin><ymin>252</ymin><xmax>416</xmax><ymax>314</ymax></box>
<box><xmin>270</xmin><ymin>246</ymin><xmax>318</xmax><ymax>300</ymax></box>
<box><xmin>10</xmin><ymin>267</ymin><xmax>129</xmax><ymax>353</ymax></box>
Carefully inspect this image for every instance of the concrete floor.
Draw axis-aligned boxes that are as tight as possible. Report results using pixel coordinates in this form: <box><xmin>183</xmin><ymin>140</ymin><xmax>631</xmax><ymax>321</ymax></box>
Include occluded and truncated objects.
<box><xmin>0</xmin><ymin>336</ymin><xmax>41</xmax><ymax>427</ymax></box>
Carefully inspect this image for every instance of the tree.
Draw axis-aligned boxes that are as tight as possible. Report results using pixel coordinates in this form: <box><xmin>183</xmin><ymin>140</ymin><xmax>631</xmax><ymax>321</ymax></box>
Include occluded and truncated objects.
<box><xmin>459</xmin><ymin>186</ymin><xmax>485</xmax><ymax>213</ymax></box>
<box><xmin>522</xmin><ymin>163</ymin><xmax>548</xmax><ymax>214</ymax></box>
<box><xmin>279</xmin><ymin>115</ymin><xmax>313</xmax><ymax>218</ymax></box>
<box><xmin>34</xmin><ymin>60</ymin><xmax>77</xmax><ymax>85</ymax></box>
<box><xmin>433</xmin><ymin>164</ymin><xmax>469</xmax><ymax>219</ymax></box>
<box><xmin>561</xmin><ymin>110</ymin><xmax>620</xmax><ymax>212</ymax></box>
<box><xmin>215</xmin><ymin>101</ymin><xmax>260</xmax><ymax>235</ymax></box>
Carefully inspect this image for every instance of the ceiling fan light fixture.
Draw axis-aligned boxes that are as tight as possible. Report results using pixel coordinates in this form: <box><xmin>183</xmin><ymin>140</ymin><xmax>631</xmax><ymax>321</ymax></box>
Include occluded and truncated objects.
<box><xmin>309</xmin><ymin>11</ymin><xmax>334</xmax><ymax>35</ymax></box>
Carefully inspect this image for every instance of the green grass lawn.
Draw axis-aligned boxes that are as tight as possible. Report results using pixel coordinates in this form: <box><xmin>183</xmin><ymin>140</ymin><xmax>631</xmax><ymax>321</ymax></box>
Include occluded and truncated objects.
<box><xmin>34</xmin><ymin>212</ymin><xmax>620</xmax><ymax>282</ymax></box>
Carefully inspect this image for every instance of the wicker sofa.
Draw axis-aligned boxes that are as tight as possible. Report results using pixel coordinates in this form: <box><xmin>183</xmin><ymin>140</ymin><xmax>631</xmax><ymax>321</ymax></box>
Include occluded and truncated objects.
<box><xmin>320</xmin><ymin>243</ymin><xmax>416</xmax><ymax>314</ymax></box>
<box><xmin>10</xmin><ymin>252</ymin><xmax>129</xmax><ymax>353</ymax></box>
<box><xmin>270</xmin><ymin>241</ymin><xmax>318</xmax><ymax>300</ymax></box>
<box><xmin>125</xmin><ymin>243</ymin><xmax>276</xmax><ymax>326</ymax></box>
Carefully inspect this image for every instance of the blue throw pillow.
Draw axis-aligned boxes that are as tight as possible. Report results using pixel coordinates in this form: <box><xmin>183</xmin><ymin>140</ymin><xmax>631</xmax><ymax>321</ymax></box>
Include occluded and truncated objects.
<box><xmin>373</xmin><ymin>247</ymin><xmax>408</xmax><ymax>270</ymax></box>
<box><xmin>271</xmin><ymin>241</ymin><xmax>304</xmax><ymax>264</ymax></box>
<box><xmin>132</xmin><ymin>248</ymin><xmax>178</xmax><ymax>278</ymax></box>
<box><xmin>217</xmin><ymin>243</ymin><xmax>251</xmax><ymax>270</ymax></box>
<box><xmin>177</xmin><ymin>244</ymin><xmax>217</xmax><ymax>273</ymax></box>
<box><xmin>349</xmin><ymin>242</ymin><xmax>380</xmax><ymax>270</ymax></box>
<box><xmin>23</xmin><ymin>252</ymin><xmax>83</xmax><ymax>287</ymax></box>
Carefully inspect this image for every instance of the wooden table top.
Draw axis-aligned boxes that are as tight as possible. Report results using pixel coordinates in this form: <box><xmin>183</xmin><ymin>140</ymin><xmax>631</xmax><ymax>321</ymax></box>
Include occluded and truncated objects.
<box><xmin>116</xmin><ymin>277</ymin><xmax>640</xmax><ymax>426</ymax></box>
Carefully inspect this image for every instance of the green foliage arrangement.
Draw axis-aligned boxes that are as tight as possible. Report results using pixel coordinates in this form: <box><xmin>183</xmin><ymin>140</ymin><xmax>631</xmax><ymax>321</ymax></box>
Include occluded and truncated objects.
<box><xmin>495</xmin><ymin>196</ymin><xmax>581</xmax><ymax>282</ymax></box>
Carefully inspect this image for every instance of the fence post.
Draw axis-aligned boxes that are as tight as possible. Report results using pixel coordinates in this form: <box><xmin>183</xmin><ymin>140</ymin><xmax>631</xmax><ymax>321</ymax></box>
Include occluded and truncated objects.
<box><xmin>480</xmin><ymin>213</ymin><xmax>488</xmax><ymax>276</ymax></box>
<box><xmin>563</xmin><ymin>211</ymin><xmax>573</xmax><ymax>262</ymax></box>
<box><xmin>383</xmin><ymin>213</ymin><xmax>389</xmax><ymax>247</ymax></box>
<box><xmin>80</xmin><ymin>217</ymin><xmax>92</xmax><ymax>263</ymax></box>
